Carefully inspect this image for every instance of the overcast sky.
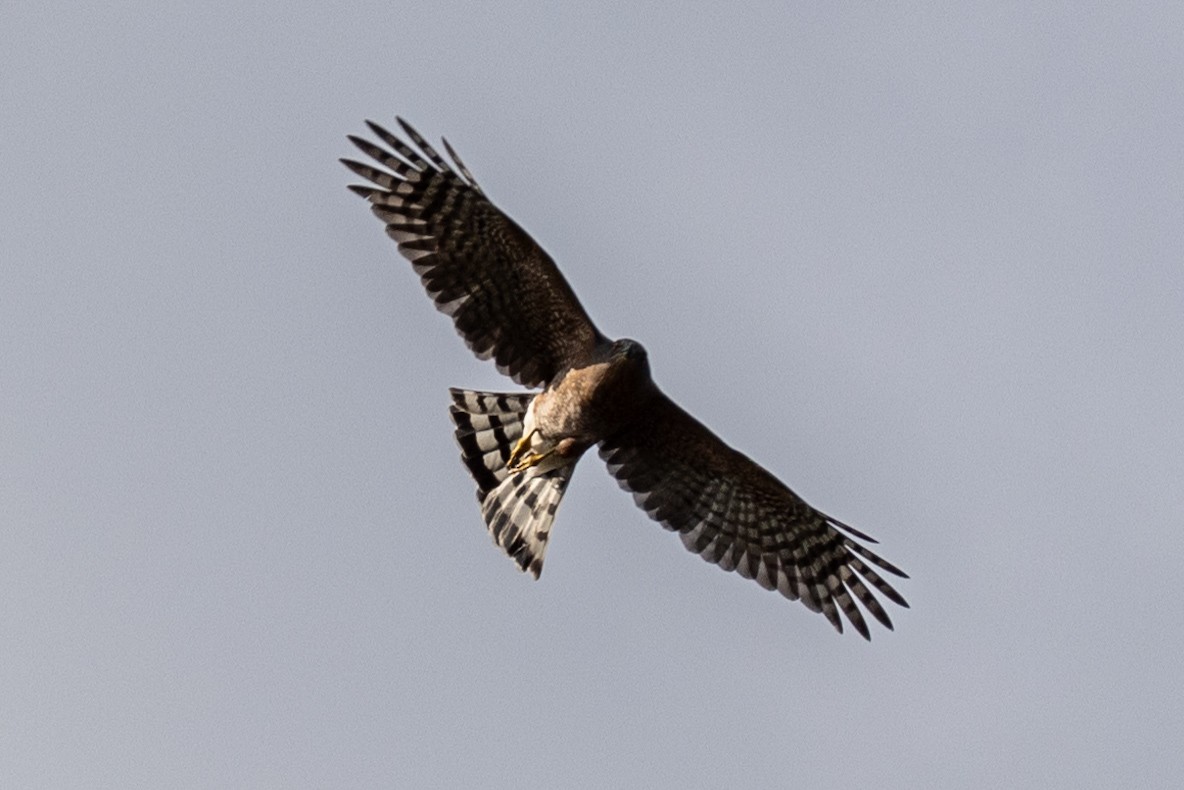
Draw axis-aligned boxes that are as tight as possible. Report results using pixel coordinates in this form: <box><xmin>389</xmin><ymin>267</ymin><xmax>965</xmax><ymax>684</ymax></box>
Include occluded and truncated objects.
<box><xmin>4</xmin><ymin>2</ymin><xmax>1183</xmax><ymax>787</ymax></box>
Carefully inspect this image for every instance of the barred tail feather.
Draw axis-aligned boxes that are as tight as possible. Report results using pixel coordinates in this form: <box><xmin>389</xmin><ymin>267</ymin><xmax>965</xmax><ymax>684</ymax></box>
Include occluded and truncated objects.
<box><xmin>449</xmin><ymin>388</ymin><xmax>533</xmax><ymax>502</ymax></box>
<box><xmin>448</xmin><ymin>388</ymin><xmax>575</xmax><ymax>578</ymax></box>
<box><xmin>481</xmin><ymin>466</ymin><xmax>573</xmax><ymax>578</ymax></box>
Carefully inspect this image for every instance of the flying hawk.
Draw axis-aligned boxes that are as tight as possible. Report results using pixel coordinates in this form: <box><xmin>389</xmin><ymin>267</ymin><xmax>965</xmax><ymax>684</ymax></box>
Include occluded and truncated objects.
<box><xmin>341</xmin><ymin>118</ymin><xmax>908</xmax><ymax>639</ymax></box>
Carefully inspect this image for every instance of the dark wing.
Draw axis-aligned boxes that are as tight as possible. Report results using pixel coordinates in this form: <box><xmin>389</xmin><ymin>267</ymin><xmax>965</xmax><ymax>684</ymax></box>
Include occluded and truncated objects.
<box><xmin>341</xmin><ymin>119</ymin><xmax>602</xmax><ymax>387</ymax></box>
<box><xmin>599</xmin><ymin>392</ymin><xmax>908</xmax><ymax>640</ymax></box>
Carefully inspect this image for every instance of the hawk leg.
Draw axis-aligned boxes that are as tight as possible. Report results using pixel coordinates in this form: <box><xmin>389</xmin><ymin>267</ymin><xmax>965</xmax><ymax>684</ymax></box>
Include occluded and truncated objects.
<box><xmin>508</xmin><ymin>431</ymin><xmax>584</xmax><ymax>473</ymax></box>
<box><xmin>508</xmin><ymin>430</ymin><xmax>542</xmax><ymax>471</ymax></box>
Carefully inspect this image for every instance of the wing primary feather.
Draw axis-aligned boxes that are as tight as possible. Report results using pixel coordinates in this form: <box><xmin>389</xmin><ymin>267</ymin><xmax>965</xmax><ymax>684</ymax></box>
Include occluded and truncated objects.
<box><xmin>831</xmin><ymin>574</ymin><xmax>871</xmax><ymax>640</ymax></box>
<box><xmin>842</xmin><ymin>538</ymin><xmax>910</xmax><ymax>579</ymax></box>
<box><xmin>845</xmin><ymin>573</ymin><xmax>895</xmax><ymax>631</ymax></box>
<box><xmin>340</xmin><ymin>158</ymin><xmax>400</xmax><ymax>190</ymax></box>
<box><xmin>820</xmin><ymin>510</ymin><xmax>879</xmax><ymax>543</ymax></box>
<box><xmin>345</xmin><ymin>136</ymin><xmax>425</xmax><ymax>181</ymax></box>
<box><xmin>396</xmin><ymin>117</ymin><xmax>453</xmax><ymax>175</ymax></box>
<box><xmin>847</xmin><ymin>556</ymin><xmax>909</xmax><ymax>609</ymax></box>
<box><xmin>345</xmin><ymin>183</ymin><xmax>383</xmax><ymax>200</ymax></box>
<box><xmin>818</xmin><ymin>592</ymin><xmax>844</xmax><ymax>635</ymax></box>
<box><xmin>365</xmin><ymin>120</ymin><xmax>431</xmax><ymax>171</ymax></box>
<box><xmin>442</xmin><ymin>137</ymin><xmax>483</xmax><ymax>193</ymax></box>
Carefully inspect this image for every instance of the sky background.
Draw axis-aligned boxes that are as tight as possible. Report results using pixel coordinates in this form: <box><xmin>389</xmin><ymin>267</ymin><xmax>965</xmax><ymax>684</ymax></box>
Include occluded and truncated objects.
<box><xmin>3</xmin><ymin>2</ymin><xmax>1183</xmax><ymax>787</ymax></box>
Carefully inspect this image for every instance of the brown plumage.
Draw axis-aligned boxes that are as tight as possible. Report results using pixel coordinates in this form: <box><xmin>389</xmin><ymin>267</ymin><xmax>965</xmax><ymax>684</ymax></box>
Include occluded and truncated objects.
<box><xmin>342</xmin><ymin>118</ymin><xmax>908</xmax><ymax>639</ymax></box>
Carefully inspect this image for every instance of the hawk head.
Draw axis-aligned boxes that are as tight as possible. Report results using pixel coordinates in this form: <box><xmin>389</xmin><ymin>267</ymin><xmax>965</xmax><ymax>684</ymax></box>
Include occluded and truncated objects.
<box><xmin>610</xmin><ymin>337</ymin><xmax>648</xmax><ymax>363</ymax></box>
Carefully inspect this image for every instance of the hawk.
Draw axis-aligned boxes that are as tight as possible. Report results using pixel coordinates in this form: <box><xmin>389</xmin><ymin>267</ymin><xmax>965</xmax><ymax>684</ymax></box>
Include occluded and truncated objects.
<box><xmin>341</xmin><ymin>118</ymin><xmax>908</xmax><ymax>639</ymax></box>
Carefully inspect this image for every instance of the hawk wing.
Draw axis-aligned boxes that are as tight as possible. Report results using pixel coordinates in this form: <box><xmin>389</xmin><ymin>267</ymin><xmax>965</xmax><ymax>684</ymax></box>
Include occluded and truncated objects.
<box><xmin>599</xmin><ymin>392</ymin><xmax>909</xmax><ymax>640</ymax></box>
<box><xmin>341</xmin><ymin>119</ymin><xmax>602</xmax><ymax>387</ymax></box>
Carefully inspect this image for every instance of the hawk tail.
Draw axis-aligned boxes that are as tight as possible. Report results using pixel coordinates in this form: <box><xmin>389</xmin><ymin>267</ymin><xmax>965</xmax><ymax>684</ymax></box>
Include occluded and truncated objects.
<box><xmin>449</xmin><ymin>388</ymin><xmax>575</xmax><ymax>578</ymax></box>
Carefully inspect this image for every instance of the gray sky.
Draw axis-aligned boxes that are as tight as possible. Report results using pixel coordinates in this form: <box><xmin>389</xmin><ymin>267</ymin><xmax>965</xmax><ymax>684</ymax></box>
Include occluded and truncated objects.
<box><xmin>4</xmin><ymin>2</ymin><xmax>1183</xmax><ymax>787</ymax></box>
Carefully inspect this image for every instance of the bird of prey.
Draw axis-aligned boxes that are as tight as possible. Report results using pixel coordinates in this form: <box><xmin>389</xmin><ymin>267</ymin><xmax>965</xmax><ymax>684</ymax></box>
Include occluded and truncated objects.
<box><xmin>341</xmin><ymin>118</ymin><xmax>908</xmax><ymax>639</ymax></box>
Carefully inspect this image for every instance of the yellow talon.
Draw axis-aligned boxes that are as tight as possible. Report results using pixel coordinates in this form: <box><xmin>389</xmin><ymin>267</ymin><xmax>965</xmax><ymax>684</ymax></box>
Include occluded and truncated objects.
<box><xmin>508</xmin><ymin>431</ymin><xmax>540</xmax><ymax>471</ymax></box>
<box><xmin>510</xmin><ymin>452</ymin><xmax>545</xmax><ymax>472</ymax></box>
